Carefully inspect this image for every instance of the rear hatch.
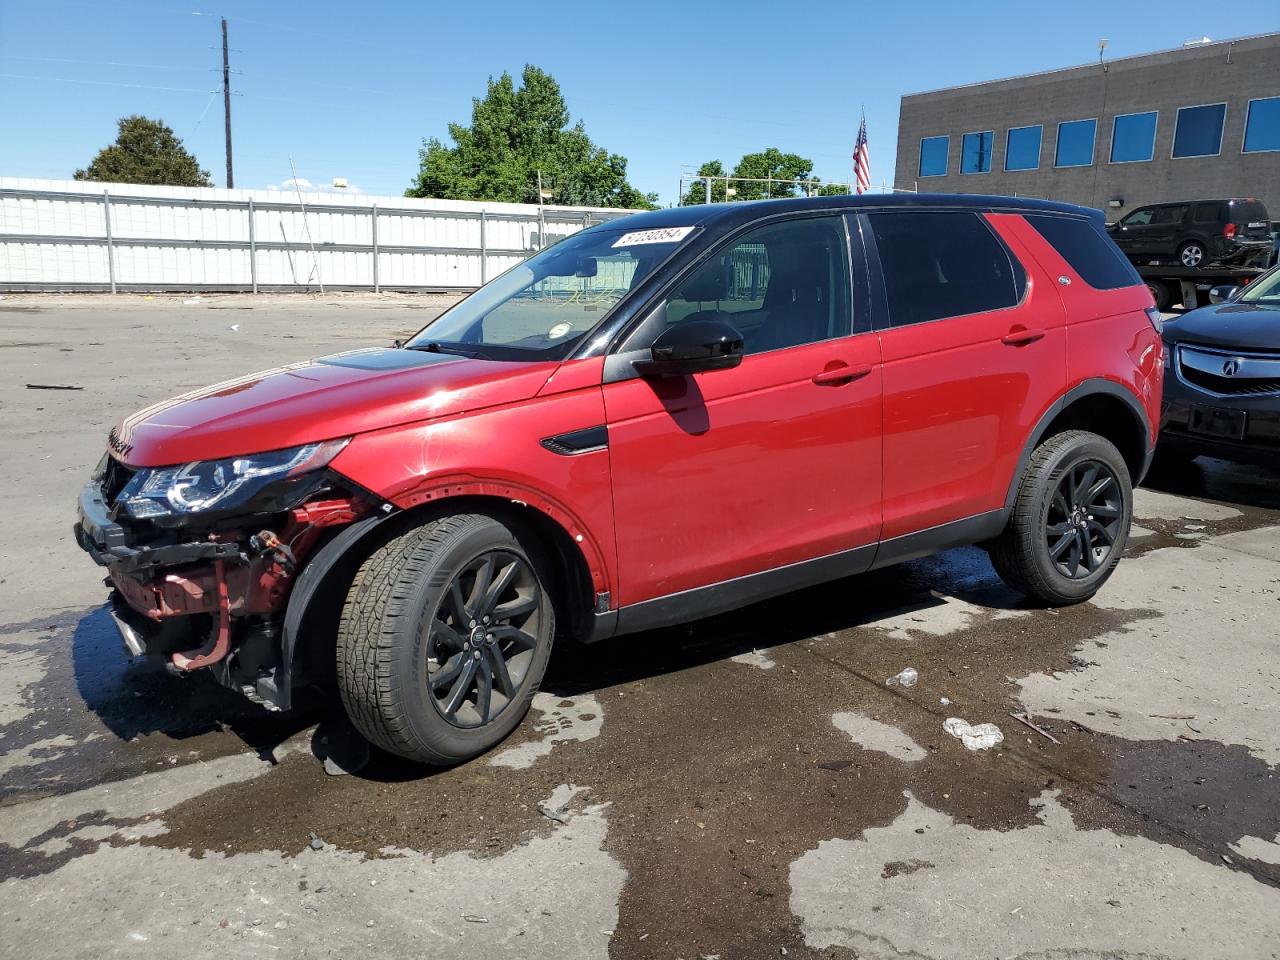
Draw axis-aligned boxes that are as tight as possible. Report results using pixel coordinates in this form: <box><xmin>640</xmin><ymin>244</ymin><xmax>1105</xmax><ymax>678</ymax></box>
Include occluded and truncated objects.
<box><xmin>1230</xmin><ymin>199</ymin><xmax>1272</xmax><ymax>241</ymax></box>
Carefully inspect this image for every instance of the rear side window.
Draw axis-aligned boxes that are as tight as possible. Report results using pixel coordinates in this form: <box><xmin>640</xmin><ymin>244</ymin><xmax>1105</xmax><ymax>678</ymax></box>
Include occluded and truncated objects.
<box><xmin>868</xmin><ymin>211</ymin><xmax>1024</xmax><ymax>328</ymax></box>
<box><xmin>1025</xmin><ymin>214</ymin><xmax>1142</xmax><ymax>290</ymax></box>
<box><xmin>1193</xmin><ymin>202</ymin><xmax>1224</xmax><ymax>223</ymax></box>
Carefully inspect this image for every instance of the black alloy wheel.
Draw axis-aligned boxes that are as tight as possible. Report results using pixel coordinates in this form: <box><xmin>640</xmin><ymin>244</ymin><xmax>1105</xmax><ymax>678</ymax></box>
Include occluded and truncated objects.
<box><xmin>426</xmin><ymin>550</ymin><xmax>542</xmax><ymax>729</ymax></box>
<box><xmin>1044</xmin><ymin>459</ymin><xmax>1124</xmax><ymax>579</ymax></box>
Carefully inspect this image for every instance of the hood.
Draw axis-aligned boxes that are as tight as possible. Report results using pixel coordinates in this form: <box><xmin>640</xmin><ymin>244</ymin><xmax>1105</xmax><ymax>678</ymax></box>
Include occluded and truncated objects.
<box><xmin>1162</xmin><ymin>302</ymin><xmax>1280</xmax><ymax>352</ymax></box>
<box><xmin>114</xmin><ymin>347</ymin><xmax>558</xmax><ymax>467</ymax></box>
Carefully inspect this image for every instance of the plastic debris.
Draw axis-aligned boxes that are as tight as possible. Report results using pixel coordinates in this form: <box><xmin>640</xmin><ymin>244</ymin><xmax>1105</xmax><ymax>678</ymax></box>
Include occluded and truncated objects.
<box><xmin>230</xmin><ymin>324</ymin><xmax>241</xmax><ymax>332</ymax></box>
<box><xmin>26</xmin><ymin>383</ymin><xmax>84</xmax><ymax>391</ymax></box>
<box><xmin>1009</xmin><ymin>711</ymin><xmax>1061</xmax><ymax>744</ymax></box>
<box><xmin>183</xmin><ymin>297</ymin><xmax>202</xmax><ymax>305</ymax></box>
<box><xmin>943</xmin><ymin>717</ymin><xmax>1004</xmax><ymax>751</ymax></box>
<box><xmin>886</xmin><ymin>667</ymin><xmax>918</xmax><ymax>688</ymax></box>
<box><xmin>308</xmin><ymin>832</ymin><xmax>325</xmax><ymax>851</ymax></box>
<box><xmin>940</xmin><ymin>697</ymin><xmax>952</xmax><ymax>706</ymax></box>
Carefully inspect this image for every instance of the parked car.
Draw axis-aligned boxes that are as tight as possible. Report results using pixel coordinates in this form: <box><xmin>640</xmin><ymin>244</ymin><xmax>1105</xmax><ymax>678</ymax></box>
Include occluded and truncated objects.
<box><xmin>1106</xmin><ymin>198</ymin><xmax>1272</xmax><ymax>270</ymax></box>
<box><xmin>1159</xmin><ymin>262</ymin><xmax>1280</xmax><ymax>465</ymax></box>
<box><xmin>75</xmin><ymin>194</ymin><xmax>1163</xmax><ymax>765</ymax></box>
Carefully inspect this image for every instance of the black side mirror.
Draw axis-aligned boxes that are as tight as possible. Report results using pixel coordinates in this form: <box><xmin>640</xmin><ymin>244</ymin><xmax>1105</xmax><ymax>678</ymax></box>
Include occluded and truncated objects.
<box><xmin>633</xmin><ymin>319</ymin><xmax>744</xmax><ymax>377</ymax></box>
<box><xmin>1209</xmin><ymin>285</ymin><xmax>1240</xmax><ymax>304</ymax></box>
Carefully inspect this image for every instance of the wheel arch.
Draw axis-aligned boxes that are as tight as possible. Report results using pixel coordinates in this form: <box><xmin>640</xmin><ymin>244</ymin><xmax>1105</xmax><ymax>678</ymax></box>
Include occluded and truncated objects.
<box><xmin>1005</xmin><ymin>379</ymin><xmax>1153</xmax><ymax>511</ymax></box>
<box><xmin>278</xmin><ymin>491</ymin><xmax>604</xmax><ymax>710</ymax></box>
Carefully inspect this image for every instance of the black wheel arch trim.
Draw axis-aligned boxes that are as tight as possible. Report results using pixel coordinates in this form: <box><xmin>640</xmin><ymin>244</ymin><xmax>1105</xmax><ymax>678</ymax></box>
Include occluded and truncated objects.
<box><xmin>1005</xmin><ymin>378</ymin><xmax>1153</xmax><ymax>511</ymax></box>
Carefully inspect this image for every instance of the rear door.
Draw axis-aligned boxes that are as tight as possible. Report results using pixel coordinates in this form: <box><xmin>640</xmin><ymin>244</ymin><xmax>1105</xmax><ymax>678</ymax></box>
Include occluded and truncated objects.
<box><xmin>603</xmin><ymin>213</ymin><xmax>882</xmax><ymax>609</ymax></box>
<box><xmin>864</xmin><ymin>209</ymin><xmax>1066</xmax><ymax>541</ymax></box>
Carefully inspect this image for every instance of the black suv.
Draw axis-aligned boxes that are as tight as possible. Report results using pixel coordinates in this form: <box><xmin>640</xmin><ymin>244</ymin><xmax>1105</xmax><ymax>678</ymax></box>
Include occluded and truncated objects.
<box><xmin>1107</xmin><ymin>198</ymin><xmax>1272</xmax><ymax>270</ymax></box>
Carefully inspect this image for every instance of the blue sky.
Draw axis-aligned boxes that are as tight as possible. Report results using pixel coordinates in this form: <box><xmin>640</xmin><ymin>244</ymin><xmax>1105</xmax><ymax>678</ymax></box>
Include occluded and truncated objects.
<box><xmin>1</xmin><ymin>0</ymin><xmax>1275</xmax><ymax>206</ymax></box>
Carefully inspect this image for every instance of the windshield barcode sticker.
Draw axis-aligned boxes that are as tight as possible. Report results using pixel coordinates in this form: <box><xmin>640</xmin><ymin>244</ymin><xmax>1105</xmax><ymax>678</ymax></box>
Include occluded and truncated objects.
<box><xmin>612</xmin><ymin>226</ymin><xmax>695</xmax><ymax>248</ymax></box>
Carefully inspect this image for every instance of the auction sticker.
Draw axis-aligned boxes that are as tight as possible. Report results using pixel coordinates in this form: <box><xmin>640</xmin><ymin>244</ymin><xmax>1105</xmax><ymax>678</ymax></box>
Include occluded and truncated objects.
<box><xmin>612</xmin><ymin>226</ymin><xmax>696</xmax><ymax>248</ymax></box>
<box><xmin>547</xmin><ymin>322</ymin><xmax>573</xmax><ymax>339</ymax></box>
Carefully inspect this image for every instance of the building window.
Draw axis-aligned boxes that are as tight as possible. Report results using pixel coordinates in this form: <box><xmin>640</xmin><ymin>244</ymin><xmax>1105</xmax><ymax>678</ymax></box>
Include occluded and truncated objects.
<box><xmin>919</xmin><ymin>136</ymin><xmax>949</xmax><ymax>177</ymax></box>
<box><xmin>1004</xmin><ymin>125</ymin><xmax>1042</xmax><ymax>171</ymax></box>
<box><xmin>960</xmin><ymin>131</ymin><xmax>993</xmax><ymax>174</ymax></box>
<box><xmin>1055</xmin><ymin>119</ymin><xmax>1097</xmax><ymax>167</ymax></box>
<box><xmin>1110</xmin><ymin>111</ymin><xmax>1157</xmax><ymax>163</ymax></box>
<box><xmin>1172</xmin><ymin>103</ymin><xmax>1226</xmax><ymax>158</ymax></box>
<box><xmin>1243</xmin><ymin>97</ymin><xmax>1280</xmax><ymax>153</ymax></box>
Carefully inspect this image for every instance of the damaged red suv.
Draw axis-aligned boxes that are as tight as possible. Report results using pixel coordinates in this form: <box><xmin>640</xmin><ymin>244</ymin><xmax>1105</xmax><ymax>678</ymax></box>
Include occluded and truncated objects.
<box><xmin>76</xmin><ymin>195</ymin><xmax>1163</xmax><ymax>765</ymax></box>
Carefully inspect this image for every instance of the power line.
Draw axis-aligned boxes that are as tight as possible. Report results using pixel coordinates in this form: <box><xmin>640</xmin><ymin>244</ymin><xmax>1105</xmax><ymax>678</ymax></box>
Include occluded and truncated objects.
<box><xmin>0</xmin><ymin>73</ymin><xmax>213</xmax><ymax>94</ymax></box>
<box><xmin>0</xmin><ymin>54</ymin><xmax>210</xmax><ymax>72</ymax></box>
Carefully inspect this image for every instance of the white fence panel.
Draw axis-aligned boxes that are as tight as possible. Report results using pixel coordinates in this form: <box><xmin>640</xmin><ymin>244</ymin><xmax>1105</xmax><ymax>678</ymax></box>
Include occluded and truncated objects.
<box><xmin>0</xmin><ymin>177</ymin><xmax>637</xmax><ymax>292</ymax></box>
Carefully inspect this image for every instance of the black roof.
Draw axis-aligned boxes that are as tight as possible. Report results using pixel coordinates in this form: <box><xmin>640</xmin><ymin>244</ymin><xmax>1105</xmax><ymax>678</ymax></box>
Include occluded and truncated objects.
<box><xmin>603</xmin><ymin>193</ymin><xmax>1101</xmax><ymax>233</ymax></box>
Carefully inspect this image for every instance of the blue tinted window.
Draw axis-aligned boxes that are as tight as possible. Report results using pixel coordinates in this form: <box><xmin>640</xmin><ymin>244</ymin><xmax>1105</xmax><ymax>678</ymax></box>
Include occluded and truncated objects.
<box><xmin>1055</xmin><ymin>119</ymin><xmax>1097</xmax><ymax>167</ymax></box>
<box><xmin>919</xmin><ymin>136</ymin><xmax>949</xmax><ymax>177</ymax></box>
<box><xmin>1004</xmin><ymin>126</ymin><xmax>1041</xmax><ymax>171</ymax></box>
<box><xmin>1244</xmin><ymin>97</ymin><xmax>1280</xmax><ymax>153</ymax></box>
<box><xmin>1172</xmin><ymin>103</ymin><xmax>1225</xmax><ymax>158</ymax></box>
<box><xmin>961</xmin><ymin>131</ymin><xmax>993</xmax><ymax>173</ymax></box>
<box><xmin>1110</xmin><ymin>112</ymin><xmax>1157</xmax><ymax>162</ymax></box>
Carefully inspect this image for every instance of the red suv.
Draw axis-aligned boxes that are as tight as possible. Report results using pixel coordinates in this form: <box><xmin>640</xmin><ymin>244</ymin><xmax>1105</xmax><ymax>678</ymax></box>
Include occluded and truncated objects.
<box><xmin>76</xmin><ymin>195</ymin><xmax>1164</xmax><ymax>765</ymax></box>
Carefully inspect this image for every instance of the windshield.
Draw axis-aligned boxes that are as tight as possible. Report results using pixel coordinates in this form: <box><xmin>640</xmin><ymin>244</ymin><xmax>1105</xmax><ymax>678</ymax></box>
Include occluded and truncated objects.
<box><xmin>1237</xmin><ymin>266</ymin><xmax>1280</xmax><ymax>307</ymax></box>
<box><xmin>405</xmin><ymin>225</ymin><xmax>695</xmax><ymax>360</ymax></box>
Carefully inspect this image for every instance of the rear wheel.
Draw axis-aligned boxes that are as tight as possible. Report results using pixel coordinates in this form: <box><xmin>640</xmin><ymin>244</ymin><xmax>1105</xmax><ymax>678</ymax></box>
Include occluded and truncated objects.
<box><xmin>1146</xmin><ymin>280</ymin><xmax>1172</xmax><ymax>312</ymax></box>
<box><xmin>1178</xmin><ymin>241</ymin><xmax>1206</xmax><ymax>269</ymax></box>
<box><xmin>988</xmin><ymin>431</ymin><xmax>1132</xmax><ymax>606</ymax></box>
<box><xmin>336</xmin><ymin>513</ymin><xmax>554</xmax><ymax>765</ymax></box>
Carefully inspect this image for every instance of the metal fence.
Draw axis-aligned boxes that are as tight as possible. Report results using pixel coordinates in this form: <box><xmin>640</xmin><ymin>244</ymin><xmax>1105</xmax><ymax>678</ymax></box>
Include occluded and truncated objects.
<box><xmin>0</xmin><ymin>178</ymin><xmax>636</xmax><ymax>293</ymax></box>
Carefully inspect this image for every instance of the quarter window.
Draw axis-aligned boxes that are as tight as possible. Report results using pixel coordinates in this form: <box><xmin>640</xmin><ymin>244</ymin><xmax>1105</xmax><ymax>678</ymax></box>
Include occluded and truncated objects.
<box><xmin>867</xmin><ymin>212</ymin><xmax>1022</xmax><ymax>328</ymax></box>
<box><xmin>1243</xmin><ymin>97</ymin><xmax>1280</xmax><ymax>153</ymax></box>
<box><xmin>1055</xmin><ymin>119</ymin><xmax>1097</xmax><ymax>167</ymax></box>
<box><xmin>1172</xmin><ymin>103</ymin><xmax>1226</xmax><ymax>158</ymax></box>
<box><xmin>919</xmin><ymin>136</ymin><xmax>949</xmax><ymax>177</ymax></box>
<box><xmin>1110</xmin><ymin>111</ymin><xmax>1157</xmax><ymax>163</ymax></box>
<box><xmin>1005</xmin><ymin>126</ymin><xmax>1042</xmax><ymax>171</ymax></box>
<box><xmin>1025</xmin><ymin>215</ymin><xmax>1141</xmax><ymax>291</ymax></box>
<box><xmin>656</xmin><ymin>216</ymin><xmax>851</xmax><ymax>356</ymax></box>
<box><xmin>961</xmin><ymin>131</ymin><xmax>993</xmax><ymax>174</ymax></box>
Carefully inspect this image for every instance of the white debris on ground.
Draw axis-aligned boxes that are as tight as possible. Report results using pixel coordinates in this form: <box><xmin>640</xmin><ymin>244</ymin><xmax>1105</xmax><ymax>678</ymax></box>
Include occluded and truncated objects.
<box><xmin>729</xmin><ymin>650</ymin><xmax>776</xmax><ymax>670</ymax></box>
<box><xmin>488</xmin><ymin>692</ymin><xmax>603</xmax><ymax>769</ymax></box>
<box><xmin>831</xmin><ymin>713</ymin><xmax>927</xmax><ymax>762</ymax></box>
<box><xmin>885</xmin><ymin>667</ymin><xmax>917</xmax><ymax>688</ymax></box>
<box><xmin>942</xmin><ymin>717</ymin><xmax>1004</xmax><ymax>751</ymax></box>
<box><xmin>790</xmin><ymin>790</ymin><xmax>1280</xmax><ymax>960</ymax></box>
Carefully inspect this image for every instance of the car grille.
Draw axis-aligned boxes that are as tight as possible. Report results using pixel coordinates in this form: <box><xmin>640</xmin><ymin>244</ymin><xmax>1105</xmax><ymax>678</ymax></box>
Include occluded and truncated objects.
<box><xmin>1177</xmin><ymin>344</ymin><xmax>1280</xmax><ymax>397</ymax></box>
<box><xmin>102</xmin><ymin>455</ymin><xmax>137</xmax><ymax>506</ymax></box>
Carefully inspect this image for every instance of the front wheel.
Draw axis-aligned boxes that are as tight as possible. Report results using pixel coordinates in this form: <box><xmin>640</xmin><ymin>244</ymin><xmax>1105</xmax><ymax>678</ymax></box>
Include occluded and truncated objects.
<box><xmin>336</xmin><ymin>513</ymin><xmax>555</xmax><ymax>765</ymax></box>
<box><xmin>988</xmin><ymin>430</ymin><xmax>1132</xmax><ymax>606</ymax></box>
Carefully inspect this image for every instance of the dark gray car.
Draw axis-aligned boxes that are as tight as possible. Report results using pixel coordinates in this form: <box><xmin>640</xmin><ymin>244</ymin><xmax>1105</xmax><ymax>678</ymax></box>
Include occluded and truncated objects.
<box><xmin>1160</xmin><ymin>264</ymin><xmax>1280</xmax><ymax>464</ymax></box>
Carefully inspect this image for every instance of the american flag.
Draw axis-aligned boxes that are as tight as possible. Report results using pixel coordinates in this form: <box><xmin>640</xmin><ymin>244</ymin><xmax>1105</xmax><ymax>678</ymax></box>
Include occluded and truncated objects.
<box><xmin>852</xmin><ymin>114</ymin><xmax>871</xmax><ymax>195</ymax></box>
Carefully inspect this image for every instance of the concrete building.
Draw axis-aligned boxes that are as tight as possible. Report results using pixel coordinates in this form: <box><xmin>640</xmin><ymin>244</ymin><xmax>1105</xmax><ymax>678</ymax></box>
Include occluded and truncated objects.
<box><xmin>893</xmin><ymin>33</ymin><xmax>1280</xmax><ymax>218</ymax></box>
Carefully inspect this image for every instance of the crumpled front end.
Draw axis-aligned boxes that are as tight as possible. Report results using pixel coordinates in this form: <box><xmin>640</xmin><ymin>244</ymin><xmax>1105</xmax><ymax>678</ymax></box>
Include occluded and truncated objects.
<box><xmin>74</xmin><ymin>438</ymin><xmax>379</xmax><ymax>709</ymax></box>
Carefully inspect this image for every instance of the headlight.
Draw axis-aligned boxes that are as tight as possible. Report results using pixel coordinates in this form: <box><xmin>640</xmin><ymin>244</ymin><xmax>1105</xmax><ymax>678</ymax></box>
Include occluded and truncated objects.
<box><xmin>118</xmin><ymin>439</ymin><xmax>349</xmax><ymax>519</ymax></box>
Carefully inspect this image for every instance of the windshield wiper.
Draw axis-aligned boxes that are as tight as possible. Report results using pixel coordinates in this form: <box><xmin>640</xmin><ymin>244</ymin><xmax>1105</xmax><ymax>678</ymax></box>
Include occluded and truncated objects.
<box><xmin>405</xmin><ymin>341</ymin><xmax>479</xmax><ymax>358</ymax></box>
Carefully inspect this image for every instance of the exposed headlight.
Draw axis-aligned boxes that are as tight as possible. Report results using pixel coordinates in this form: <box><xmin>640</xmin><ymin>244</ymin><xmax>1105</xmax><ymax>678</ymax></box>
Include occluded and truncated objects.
<box><xmin>118</xmin><ymin>439</ymin><xmax>349</xmax><ymax>519</ymax></box>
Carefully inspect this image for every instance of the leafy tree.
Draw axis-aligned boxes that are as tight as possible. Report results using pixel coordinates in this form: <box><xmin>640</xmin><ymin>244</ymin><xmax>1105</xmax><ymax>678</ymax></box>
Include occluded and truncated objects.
<box><xmin>407</xmin><ymin>65</ymin><xmax>656</xmax><ymax>210</ymax></box>
<box><xmin>74</xmin><ymin>115</ymin><xmax>211</xmax><ymax>187</ymax></box>
<box><xmin>681</xmin><ymin>148</ymin><xmax>824</xmax><ymax>204</ymax></box>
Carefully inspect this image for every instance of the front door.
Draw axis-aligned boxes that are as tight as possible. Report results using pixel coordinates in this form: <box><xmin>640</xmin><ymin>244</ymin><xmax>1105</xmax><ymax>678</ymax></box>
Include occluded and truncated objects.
<box><xmin>603</xmin><ymin>214</ymin><xmax>882</xmax><ymax>613</ymax></box>
<box><xmin>864</xmin><ymin>209</ymin><xmax>1067</xmax><ymax>541</ymax></box>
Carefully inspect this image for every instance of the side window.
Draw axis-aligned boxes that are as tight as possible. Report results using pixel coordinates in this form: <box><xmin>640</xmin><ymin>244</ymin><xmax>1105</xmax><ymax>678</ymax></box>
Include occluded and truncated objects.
<box><xmin>1193</xmin><ymin>202</ymin><xmax>1224</xmax><ymax>223</ymax></box>
<box><xmin>867</xmin><ymin>211</ymin><xmax>1023</xmax><ymax>328</ymax></box>
<box><xmin>1153</xmin><ymin>204</ymin><xmax>1187</xmax><ymax>225</ymax></box>
<box><xmin>1122</xmin><ymin>208</ymin><xmax>1154</xmax><ymax>226</ymax></box>
<box><xmin>654</xmin><ymin>216</ymin><xmax>851</xmax><ymax>356</ymax></box>
<box><xmin>1025</xmin><ymin>214</ymin><xmax>1142</xmax><ymax>291</ymax></box>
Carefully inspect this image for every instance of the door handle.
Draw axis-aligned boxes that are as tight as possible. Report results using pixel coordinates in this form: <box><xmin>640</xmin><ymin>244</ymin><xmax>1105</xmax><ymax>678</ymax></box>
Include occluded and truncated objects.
<box><xmin>1001</xmin><ymin>328</ymin><xmax>1045</xmax><ymax>347</ymax></box>
<box><xmin>812</xmin><ymin>363</ymin><xmax>873</xmax><ymax>386</ymax></box>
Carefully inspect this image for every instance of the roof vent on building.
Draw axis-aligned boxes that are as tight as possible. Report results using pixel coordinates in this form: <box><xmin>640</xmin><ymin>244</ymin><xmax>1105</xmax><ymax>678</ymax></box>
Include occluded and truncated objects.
<box><xmin>1183</xmin><ymin>36</ymin><xmax>1213</xmax><ymax>47</ymax></box>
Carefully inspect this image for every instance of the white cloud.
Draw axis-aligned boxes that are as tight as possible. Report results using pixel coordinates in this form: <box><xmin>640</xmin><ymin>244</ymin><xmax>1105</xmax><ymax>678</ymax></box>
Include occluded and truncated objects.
<box><xmin>266</xmin><ymin>176</ymin><xmax>365</xmax><ymax>195</ymax></box>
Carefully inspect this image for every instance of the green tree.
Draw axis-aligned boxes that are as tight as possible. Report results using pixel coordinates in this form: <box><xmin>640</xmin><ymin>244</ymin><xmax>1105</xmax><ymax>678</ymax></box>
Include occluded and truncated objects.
<box><xmin>681</xmin><ymin>148</ymin><xmax>822</xmax><ymax>204</ymax></box>
<box><xmin>74</xmin><ymin>115</ymin><xmax>211</xmax><ymax>187</ymax></box>
<box><xmin>407</xmin><ymin>65</ymin><xmax>656</xmax><ymax>210</ymax></box>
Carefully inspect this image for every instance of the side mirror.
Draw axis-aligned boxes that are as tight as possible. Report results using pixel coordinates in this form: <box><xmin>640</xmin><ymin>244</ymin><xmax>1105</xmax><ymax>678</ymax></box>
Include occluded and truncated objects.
<box><xmin>1209</xmin><ymin>285</ymin><xmax>1240</xmax><ymax>304</ymax></box>
<box><xmin>633</xmin><ymin>319</ymin><xmax>744</xmax><ymax>377</ymax></box>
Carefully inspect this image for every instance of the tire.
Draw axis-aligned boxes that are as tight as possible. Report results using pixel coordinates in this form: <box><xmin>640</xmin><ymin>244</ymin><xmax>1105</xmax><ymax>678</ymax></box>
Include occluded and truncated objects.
<box><xmin>1146</xmin><ymin>280</ymin><xmax>1172</xmax><ymax>312</ymax></box>
<box><xmin>1178</xmin><ymin>241</ymin><xmax>1207</xmax><ymax>269</ymax></box>
<box><xmin>988</xmin><ymin>430</ymin><xmax>1132</xmax><ymax>606</ymax></box>
<box><xmin>336</xmin><ymin>513</ymin><xmax>555</xmax><ymax>765</ymax></box>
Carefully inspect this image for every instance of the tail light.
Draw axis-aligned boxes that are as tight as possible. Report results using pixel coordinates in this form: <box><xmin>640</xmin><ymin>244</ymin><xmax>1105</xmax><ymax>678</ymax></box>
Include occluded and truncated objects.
<box><xmin>1224</xmin><ymin>223</ymin><xmax>1237</xmax><ymax>239</ymax></box>
<box><xmin>1144</xmin><ymin>306</ymin><xmax>1163</xmax><ymax>334</ymax></box>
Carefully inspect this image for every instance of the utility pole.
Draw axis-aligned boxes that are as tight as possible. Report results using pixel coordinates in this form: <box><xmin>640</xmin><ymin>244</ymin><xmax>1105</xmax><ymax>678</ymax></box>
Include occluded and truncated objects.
<box><xmin>222</xmin><ymin>17</ymin><xmax>234</xmax><ymax>188</ymax></box>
